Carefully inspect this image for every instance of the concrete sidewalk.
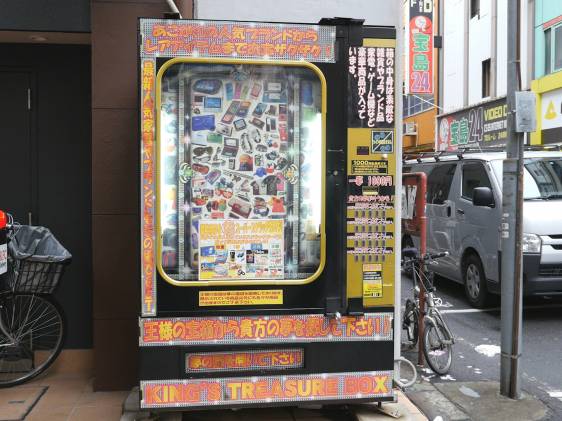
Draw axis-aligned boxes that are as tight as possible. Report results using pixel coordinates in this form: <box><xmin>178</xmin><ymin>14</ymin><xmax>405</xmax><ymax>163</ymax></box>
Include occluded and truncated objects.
<box><xmin>0</xmin><ymin>350</ymin><xmax>126</xmax><ymax>421</ymax></box>
<box><xmin>406</xmin><ymin>380</ymin><xmax>550</xmax><ymax>421</ymax></box>
<box><xmin>121</xmin><ymin>389</ymin><xmax>428</xmax><ymax>421</ymax></box>
<box><xmin>4</xmin><ymin>349</ymin><xmax>428</xmax><ymax>421</ymax></box>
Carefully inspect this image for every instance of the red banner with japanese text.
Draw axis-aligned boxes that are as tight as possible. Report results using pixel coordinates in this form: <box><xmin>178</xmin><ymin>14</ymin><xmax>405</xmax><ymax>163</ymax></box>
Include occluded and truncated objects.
<box><xmin>141</xmin><ymin>371</ymin><xmax>394</xmax><ymax>408</ymax></box>
<box><xmin>140</xmin><ymin>313</ymin><xmax>393</xmax><ymax>346</ymax></box>
<box><xmin>141</xmin><ymin>58</ymin><xmax>156</xmax><ymax>315</ymax></box>
<box><xmin>140</xmin><ymin>19</ymin><xmax>336</xmax><ymax>62</ymax></box>
<box><xmin>186</xmin><ymin>348</ymin><xmax>304</xmax><ymax>372</ymax></box>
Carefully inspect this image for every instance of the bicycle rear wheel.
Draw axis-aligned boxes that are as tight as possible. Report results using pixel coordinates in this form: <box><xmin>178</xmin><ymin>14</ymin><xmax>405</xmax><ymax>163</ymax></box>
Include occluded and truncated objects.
<box><xmin>422</xmin><ymin>317</ymin><xmax>452</xmax><ymax>375</ymax></box>
<box><xmin>0</xmin><ymin>294</ymin><xmax>65</xmax><ymax>387</ymax></box>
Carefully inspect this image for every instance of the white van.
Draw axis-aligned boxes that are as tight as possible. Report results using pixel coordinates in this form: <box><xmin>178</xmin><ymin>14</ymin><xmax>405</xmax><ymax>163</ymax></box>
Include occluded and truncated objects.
<box><xmin>403</xmin><ymin>151</ymin><xmax>562</xmax><ymax>307</ymax></box>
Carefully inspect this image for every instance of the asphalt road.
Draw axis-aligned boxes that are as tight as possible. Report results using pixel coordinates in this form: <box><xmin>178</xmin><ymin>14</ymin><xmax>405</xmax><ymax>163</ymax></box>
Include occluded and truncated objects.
<box><xmin>400</xmin><ymin>272</ymin><xmax>562</xmax><ymax>420</ymax></box>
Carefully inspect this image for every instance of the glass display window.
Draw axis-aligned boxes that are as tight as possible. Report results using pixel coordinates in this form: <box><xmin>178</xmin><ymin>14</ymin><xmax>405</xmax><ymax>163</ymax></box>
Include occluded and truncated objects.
<box><xmin>156</xmin><ymin>59</ymin><xmax>326</xmax><ymax>285</ymax></box>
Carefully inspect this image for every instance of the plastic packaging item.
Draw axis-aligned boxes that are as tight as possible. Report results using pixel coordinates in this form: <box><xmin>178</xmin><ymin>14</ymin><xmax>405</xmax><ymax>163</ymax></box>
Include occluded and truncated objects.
<box><xmin>192</xmin><ymin>115</ymin><xmax>215</xmax><ymax>131</ymax></box>
<box><xmin>301</xmin><ymin>80</ymin><xmax>313</xmax><ymax>106</ymax></box>
<box><xmin>193</xmin><ymin>79</ymin><xmax>222</xmax><ymax>95</ymax></box>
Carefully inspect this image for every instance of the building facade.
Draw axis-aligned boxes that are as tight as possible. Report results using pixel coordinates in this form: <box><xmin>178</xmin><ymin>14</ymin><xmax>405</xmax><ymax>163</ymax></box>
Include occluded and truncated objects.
<box><xmin>531</xmin><ymin>0</ymin><xmax>562</xmax><ymax>145</ymax></box>
<box><xmin>436</xmin><ymin>0</ymin><xmax>533</xmax><ymax>151</ymax></box>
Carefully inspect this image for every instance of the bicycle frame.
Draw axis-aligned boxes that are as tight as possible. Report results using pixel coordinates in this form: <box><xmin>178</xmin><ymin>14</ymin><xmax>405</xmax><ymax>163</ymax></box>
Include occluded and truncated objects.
<box><xmin>410</xmin><ymin>260</ymin><xmax>455</xmax><ymax>346</ymax></box>
<box><xmin>425</xmin><ymin>298</ymin><xmax>455</xmax><ymax>345</ymax></box>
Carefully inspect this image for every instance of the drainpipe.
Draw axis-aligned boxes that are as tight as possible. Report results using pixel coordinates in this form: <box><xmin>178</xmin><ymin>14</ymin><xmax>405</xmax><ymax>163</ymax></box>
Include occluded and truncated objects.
<box><xmin>463</xmin><ymin>0</ymin><xmax>470</xmax><ymax>106</ymax></box>
<box><xmin>166</xmin><ymin>0</ymin><xmax>182</xmax><ymax>18</ymax></box>
<box><xmin>438</xmin><ymin>0</ymin><xmax>444</xmax><ymax>110</ymax></box>
<box><xmin>491</xmin><ymin>0</ymin><xmax>498</xmax><ymax>97</ymax></box>
<box><xmin>527</xmin><ymin>0</ymin><xmax>535</xmax><ymax>87</ymax></box>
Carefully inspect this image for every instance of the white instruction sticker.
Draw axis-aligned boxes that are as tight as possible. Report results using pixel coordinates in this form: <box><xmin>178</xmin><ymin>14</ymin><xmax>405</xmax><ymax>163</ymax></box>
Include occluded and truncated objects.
<box><xmin>0</xmin><ymin>243</ymin><xmax>7</xmax><ymax>275</ymax></box>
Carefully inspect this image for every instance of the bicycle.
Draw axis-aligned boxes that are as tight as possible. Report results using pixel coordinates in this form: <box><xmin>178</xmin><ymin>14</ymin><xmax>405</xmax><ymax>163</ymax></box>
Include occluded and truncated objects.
<box><xmin>401</xmin><ymin>248</ymin><xmax>455</xmax><ymax>375</ymax></box>
<box><xmin>0</xmin><ymin>212</ymin><xmax>71</xmax><ymax>387</ymax></box>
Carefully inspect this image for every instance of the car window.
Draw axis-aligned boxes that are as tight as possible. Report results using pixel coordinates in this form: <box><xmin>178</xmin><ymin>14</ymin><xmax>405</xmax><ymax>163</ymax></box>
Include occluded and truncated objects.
<box><xmin>427</xmin><ymin>163</ymin><xmax>457</xmax><ymax>205</ymax></box>
<box><xmin>462</xmin><ymin>162</ymin><xmax>492</xmax><ymax>200</ymax></box>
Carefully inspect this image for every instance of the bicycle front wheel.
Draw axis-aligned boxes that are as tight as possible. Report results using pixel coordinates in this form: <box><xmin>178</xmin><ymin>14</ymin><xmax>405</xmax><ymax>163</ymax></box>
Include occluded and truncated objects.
<box><xmin>0</xmin><ymin>294</ymin><xmax>65</xmax><ymax>387</ymax></box>
<box><xmin>422</xmin><ymin>318</ymin><xmax>452</xmax><ymax>375</ymax></box>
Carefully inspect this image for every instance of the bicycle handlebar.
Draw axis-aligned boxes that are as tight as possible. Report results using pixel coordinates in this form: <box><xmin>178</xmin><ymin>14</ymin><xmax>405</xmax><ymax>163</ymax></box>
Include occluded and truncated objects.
<box><xmin>401</xmin><ymin>249</ymin><xmax>449</xmax><ymax>265</ymax></box>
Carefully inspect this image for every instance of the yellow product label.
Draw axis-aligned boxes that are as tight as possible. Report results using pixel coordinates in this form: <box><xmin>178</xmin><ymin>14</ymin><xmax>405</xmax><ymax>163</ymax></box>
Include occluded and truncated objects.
<box><xmin>362</xmin><ymin>264</ymin><xmax>383</xmax><ymax>298</ymax></box>
<box><xmin>199</xmin><ymin>290</ymin><xmax>283</xmax><ymax>306</ymax></box>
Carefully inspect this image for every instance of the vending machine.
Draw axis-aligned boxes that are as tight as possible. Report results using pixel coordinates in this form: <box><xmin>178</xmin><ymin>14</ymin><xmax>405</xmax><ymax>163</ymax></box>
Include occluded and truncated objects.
<box><xmin>138</xmin><ymin>17</ymin><xmax>399</xmax><ymax>410</ymax></box>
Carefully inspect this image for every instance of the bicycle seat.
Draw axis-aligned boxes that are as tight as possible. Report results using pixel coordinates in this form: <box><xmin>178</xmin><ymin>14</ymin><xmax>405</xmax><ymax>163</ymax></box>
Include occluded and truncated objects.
<box><xmin>402</xmin><ymin>247</ymin><xmax>418</xmax><ymax>259</ymax></box>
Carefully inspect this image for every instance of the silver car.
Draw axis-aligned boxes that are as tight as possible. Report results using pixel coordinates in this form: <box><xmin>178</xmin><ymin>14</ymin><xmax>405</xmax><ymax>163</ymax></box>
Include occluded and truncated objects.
<box><xmin>403</xmin><ymin>151</ymin><xmax>562</xmax><ymax>308</ymax></box>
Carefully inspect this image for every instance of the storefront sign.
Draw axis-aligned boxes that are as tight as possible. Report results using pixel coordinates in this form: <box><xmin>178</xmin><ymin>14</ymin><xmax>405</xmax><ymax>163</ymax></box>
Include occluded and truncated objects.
<box><xmin>199</xmin><ymin>220</ymin><xmax>284</xmax><ymax>280</ymax></box>
<box><xmin>140</xmin><ymin>19</ymin><xmax>336</xmax><ymax>62</ymax></box>
<box><xmin>141</xmin><ymin>370</ymin><xmax>394</xmax><ymax>408</ymax></box>
<box><xmin>348</xmin><ymin>47</ymin><xmax>395</xmax><ymax>128</ymax></box>
<box><xmin>139</xmin><ymin>313</ymin><xmax>393</xmax><ymax>346</ymax></box>
<box><xmin>436</xmin><ymin>97</ymin><xmax>507</xmax><ymax>151</ymax></box>
<box><xmin>186</xmin><ymin>348</ymin><xmax>304</xmax><ymax>372</ymax></box>
<box><xmin>541</xmin><ymin>88</ymin><xmax>562</xmax><ymax>144</ymax></box>
<box><xmin>407</xmin><ymin>0</ymin><xmax>434</xmax><ymax>94</ymax></box>
<box><xmin>199</xmin><ymin>290</ymin><xmax>283</xmax><ymax>306</ymax></box>
<box><xmin>141</xmin><ymin>59</ymin><xmax>157</xmax><ymax>316</ymax></box>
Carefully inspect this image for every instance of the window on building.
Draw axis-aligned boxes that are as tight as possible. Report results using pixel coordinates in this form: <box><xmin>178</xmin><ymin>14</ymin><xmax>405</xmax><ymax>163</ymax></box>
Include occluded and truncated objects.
<box><xmin>555</xmin><ymin>25</ymin><xmax>562</xmax><ymax>71</ymax></box>
<box><xmin>545</xmin><ymin>24</ymin><xmax>562</xmax><ymax>74</ymax></box>
<box><xmin>545</xmin><ymin>28</ymin><xmax>552</xmax><ymax>74</ymax></box>
<box><xmin>471</xmin><ymin>0</ymin><xmax>480</xmax><ymax>19</ymax></box>
<box><xmin>482</xmin><ymin>59</ymin><xmax>491</xmax><ymax>98</ymax></box>
<box><xmin>403</xmin><ymin>94</ymin><xmax>435</xmax><ymax>117</ymax></box>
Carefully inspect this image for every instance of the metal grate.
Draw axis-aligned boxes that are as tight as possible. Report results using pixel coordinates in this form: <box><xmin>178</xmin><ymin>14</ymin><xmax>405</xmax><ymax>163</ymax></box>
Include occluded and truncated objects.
<box><xmin>539</xmin><ymin>265</ymin><xmax>562</xmax><ymax>277</ymax></box>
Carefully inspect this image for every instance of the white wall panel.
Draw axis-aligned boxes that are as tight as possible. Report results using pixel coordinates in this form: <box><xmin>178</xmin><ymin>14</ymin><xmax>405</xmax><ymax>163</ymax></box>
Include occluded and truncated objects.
<box><xmin>443</xmin><ymin>0</ymin><xmax>466</xmax><ymax>112</ymax></box>
<box><xmin>468</xmin><ymin>1</ymin><xmax>492</xmax><ymax>104</ymax></box>
<box><xmin>195</xmin><ymin>0</ymin><xmax>398</xmax><ymax>27</ymax></box>
<box><xmin>496</xmin><ymin>0</ymin><xmax>508</xmax><ymax>96</ymax></box>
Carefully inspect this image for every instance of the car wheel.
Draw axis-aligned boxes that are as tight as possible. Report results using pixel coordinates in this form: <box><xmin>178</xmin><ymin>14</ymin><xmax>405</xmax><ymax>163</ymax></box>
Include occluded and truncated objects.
<box><xmin>463</xmin><ymin>253</ymin><xmax>489</xmax><ymax>308</ymax></box>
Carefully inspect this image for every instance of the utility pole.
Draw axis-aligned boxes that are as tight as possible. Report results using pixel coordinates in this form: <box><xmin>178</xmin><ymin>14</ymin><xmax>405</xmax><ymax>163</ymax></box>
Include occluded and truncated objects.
<box><xmin>500</xmin><ymin>0</ymin><xmax>524</xmax><ymax>400</ymax></box>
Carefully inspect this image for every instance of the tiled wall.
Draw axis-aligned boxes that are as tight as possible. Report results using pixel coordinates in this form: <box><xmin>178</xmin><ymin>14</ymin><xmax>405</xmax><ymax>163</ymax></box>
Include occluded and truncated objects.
<box><xmin>91</xmin><ymin>0</ymin><xmax>192</xmax><ymax>391</ymax></box>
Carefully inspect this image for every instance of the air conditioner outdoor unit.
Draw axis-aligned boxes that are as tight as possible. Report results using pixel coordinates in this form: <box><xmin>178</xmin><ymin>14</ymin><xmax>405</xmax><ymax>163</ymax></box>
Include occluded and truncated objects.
<box><xmin>404</xmin><ymin>122</ymin><xmax>417</xmax><ymax>135</ymax></box>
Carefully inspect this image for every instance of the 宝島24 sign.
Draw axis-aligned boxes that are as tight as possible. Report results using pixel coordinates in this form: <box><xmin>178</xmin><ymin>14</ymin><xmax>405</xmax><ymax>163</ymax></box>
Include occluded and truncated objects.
<box><xmin>408</xmin><ymin>0</ymin><xmax>434</xmax><ymax>94</ymax></box>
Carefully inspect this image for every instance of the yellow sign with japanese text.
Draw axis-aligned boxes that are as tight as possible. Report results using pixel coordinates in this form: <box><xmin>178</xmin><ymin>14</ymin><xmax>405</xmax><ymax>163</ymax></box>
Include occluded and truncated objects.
<box><xmin>199</xmin><ymin>220</ymin><xmax>284</xmax><ymax>280</ymax></box>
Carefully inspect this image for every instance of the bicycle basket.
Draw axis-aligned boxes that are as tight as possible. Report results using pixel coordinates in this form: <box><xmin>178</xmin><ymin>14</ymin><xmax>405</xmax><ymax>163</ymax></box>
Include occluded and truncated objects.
<box><xmin>6</xmin><ymin>226</ymin><xmax>72</xmax><ymax>294</ymax></box>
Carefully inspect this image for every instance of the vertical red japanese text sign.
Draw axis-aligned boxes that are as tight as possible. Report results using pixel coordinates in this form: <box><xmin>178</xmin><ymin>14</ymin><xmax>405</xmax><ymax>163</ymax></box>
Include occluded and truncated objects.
<box><xmin>141</xmin><ymin>58</ymin><xmax>156</xmax><ymax>316</ymax></box>
<box><xmin>408</xmin><ymin>0</ymin><xmax>434</xmax><ymax>94</ymax></box>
